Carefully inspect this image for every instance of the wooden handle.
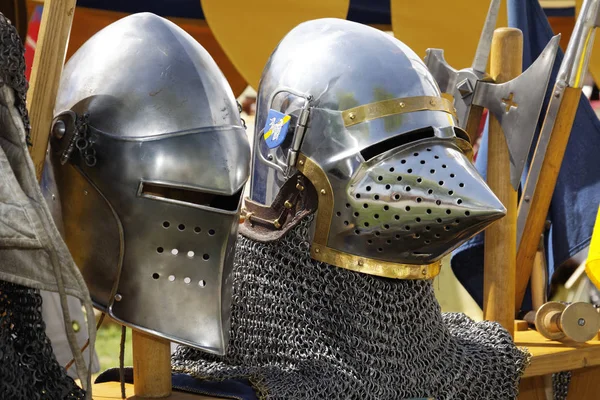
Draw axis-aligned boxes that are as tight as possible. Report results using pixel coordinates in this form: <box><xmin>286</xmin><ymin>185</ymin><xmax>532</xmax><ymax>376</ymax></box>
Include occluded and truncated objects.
<box><xmin>27</xmin><ymin>0</ymin><xmax>77</xmax><ymax>181</ymax></box>
<box><xmin>483</xmin><ymin>28</ymin><xmax>522</xmax><ymax>337</ymax></box>
<box><xmin>515</xmin><ymin>86</ymin><xmax>582</xmax><ymax>312</ymax></box>
<box><xmin>132</xmin><ymin>330</ymin><xmax>172</xmax><ymax>398</ymax></box>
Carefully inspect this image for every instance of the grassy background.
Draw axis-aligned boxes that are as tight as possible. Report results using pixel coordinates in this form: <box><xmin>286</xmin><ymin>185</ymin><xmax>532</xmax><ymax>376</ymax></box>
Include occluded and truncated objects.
<box><xmin>94</xmin><ymin>321</ymin><xmax>133</xmax><ymax>380</ymax></box>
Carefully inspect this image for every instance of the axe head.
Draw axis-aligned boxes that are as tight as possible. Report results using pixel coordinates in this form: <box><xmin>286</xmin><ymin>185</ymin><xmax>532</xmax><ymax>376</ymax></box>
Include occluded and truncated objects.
<box><xmin>472</xmin><ymin>34</ymin><xmax>560</xmax><ymax>190</ymax></box>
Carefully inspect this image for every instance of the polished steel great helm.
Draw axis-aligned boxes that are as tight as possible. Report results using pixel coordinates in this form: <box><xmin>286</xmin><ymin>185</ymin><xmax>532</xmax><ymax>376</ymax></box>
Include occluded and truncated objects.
<box><xmin>246</xmin><ymin>18</ymin><xmax>505</xmax><ymax>279</ymax></box>
<box><xmin>43</xmin><ymin>13</ymin><xmax>250</xmax><ymax>354</ymax></box>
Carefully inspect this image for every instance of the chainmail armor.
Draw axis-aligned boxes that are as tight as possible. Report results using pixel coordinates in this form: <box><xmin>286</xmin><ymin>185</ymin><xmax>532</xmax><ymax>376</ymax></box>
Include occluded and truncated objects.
<box><xmin>173</xmin><ymin>215</ymin><xmax>530</xmax><ymax>399</ymax></box>
<box><xmin>552</xmin><ymin>371</ymin><xmax>571</xmax><ymax>400</ymax></box>
<box><xmin>0</xmin><ymin>13</ymin><xmax>86</xmax><ymax>399</ymax></box>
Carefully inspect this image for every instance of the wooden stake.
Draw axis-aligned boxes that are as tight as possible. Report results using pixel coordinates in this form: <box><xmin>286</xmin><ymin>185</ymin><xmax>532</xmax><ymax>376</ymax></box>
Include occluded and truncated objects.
<box><xmin>483</xmin><ymin>28</ymin><xmax>522</xmax><ymax>337</ymax></box>
<box><xmin>132</xmin><ymin>330</ymin><xmax>172</xmax><ymax>398</ymax></box>
<box><xmin>515</xmin><ymin>86</ymin><xmax>581</xmax><ymax>313</ymax></box>
<box><xmin>27</xmin><ymin>0</ymin><xmax>77</xmax><ymax>181</ymax></box>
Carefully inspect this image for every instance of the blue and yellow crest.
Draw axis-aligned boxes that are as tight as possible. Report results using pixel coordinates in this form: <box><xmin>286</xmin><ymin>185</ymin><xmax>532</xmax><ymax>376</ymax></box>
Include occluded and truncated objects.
<box><xmin>263</xmin><ymin>109</ymin><xmax>291</xmax><ymax>149</ymax></box>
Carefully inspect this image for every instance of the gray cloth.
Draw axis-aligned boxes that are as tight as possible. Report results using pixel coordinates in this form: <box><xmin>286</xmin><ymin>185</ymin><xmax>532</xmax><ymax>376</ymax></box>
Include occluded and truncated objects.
<box><xmin>0</xmin><ymin>13</ymin><xmax>94</xmax><ymax>397</ymax></box>
<box><xmin>172</xmin><ymin>214</ymin><xmax>531</xmax><ymax>400</ymax></box>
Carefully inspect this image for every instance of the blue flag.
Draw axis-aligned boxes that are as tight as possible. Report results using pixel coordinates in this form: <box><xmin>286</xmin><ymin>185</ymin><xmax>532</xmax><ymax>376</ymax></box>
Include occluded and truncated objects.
<box><xmin>263</xmin><ymin>109</ymin><xmax>291</xmax><ymax>149</ymax></box>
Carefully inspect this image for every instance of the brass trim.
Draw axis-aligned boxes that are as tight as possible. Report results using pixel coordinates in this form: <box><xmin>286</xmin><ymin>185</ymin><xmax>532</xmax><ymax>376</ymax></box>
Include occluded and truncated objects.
<box><xmin>311</xmin><ymin>243</ymin><xmax>441</xmax><ymax>280</ymax></box>
<box><xmin>295</xmin><ymin>153</ymin><xmax>333</xmax><ymax>244</ymax></box>
<box><xmin>342</xmin><ymin>96</ymin><xmax>456</xmax><ymax>127</ymax></box>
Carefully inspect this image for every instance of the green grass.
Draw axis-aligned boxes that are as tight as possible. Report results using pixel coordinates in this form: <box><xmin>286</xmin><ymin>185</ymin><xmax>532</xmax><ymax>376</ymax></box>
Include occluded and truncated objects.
<box><xmin>94</xmin><ymin>322</ymin><xmax>133</xmax><ymax>380</ymax></box>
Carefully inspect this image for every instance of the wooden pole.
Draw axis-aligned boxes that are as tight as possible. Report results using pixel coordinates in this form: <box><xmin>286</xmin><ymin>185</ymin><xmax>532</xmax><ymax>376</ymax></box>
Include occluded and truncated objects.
<box><xmin>483</xmin><ymin>27</ymin><xmax>522</xmax><ymax>337</ymax></box>
<box><xmin>132</xmin><ymin>330</ymin><xmax>172</xmax><ymax>398</ymax></box>
<box><xmin>515</xmin><ymin>86</ymin><xmax>581</xmax><ymax>313</ymax></box>
<box><xmin>27</xmin><ymin>0</ymin><xmax>77</xmax><ymax>181</ymax></box>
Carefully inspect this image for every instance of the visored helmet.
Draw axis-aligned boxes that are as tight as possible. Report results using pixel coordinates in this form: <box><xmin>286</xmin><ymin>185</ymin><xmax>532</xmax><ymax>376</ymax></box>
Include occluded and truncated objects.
<box><xmin>245</xmin><ymin>18</ymin><xmax>505</xmax><ymax>279</ymax></box>
<box><xmin>42</xmin><ymin>13</ymin><xmax>250</xmax><ymax>354</ymax></box>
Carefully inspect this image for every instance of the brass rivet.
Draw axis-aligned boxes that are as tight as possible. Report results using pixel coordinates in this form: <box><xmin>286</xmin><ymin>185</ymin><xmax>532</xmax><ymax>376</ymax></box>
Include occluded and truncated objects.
<box><xmin>284</xmin><ymin>200</ymin><xmax>293</xmax><ymax>209</ymax></box>
<box><xmin>422</xmin><ymin>269</ymin><xmax>427</xmax><ymax>276</ymax></box>
<box><xmin>315</xmin><ymin>248</ymin><xmax>320</xmax><ymax>253</ymax></box>
<box><xmin>358</xmin><ymin>259</ymin><xmax>364</xmax><ymax>266</ymax></box>
<box><xmin>298</xmin><ymin>160</ymin><xmax>305</xmax><ymax>166</ymax></box>
<box><xmin>114</xmin><ymin>294</ymin><xmax>122</xmax><ymax>302</ymax></box>
<box><xmin>430</xmin><ymin>99</ymin><xmax>436</xmax><ymax>106</ymax></box>
<box><xmin>296</xmin><ymin>183</ymin><xmax>305</xmax><ymax>192</ymax></box>
<box><xmin>72</xmin><ymin>321</ymin><xmax>80</xmax><ymax>333</ymax></box>
<box><xmin>399</xmin><ymin>102</ymin><xmax>405</xmax><ymax>108</ymax></box>
<box><xmin>273</xmin><ymin>219</ymin><xmax>281</xmax><ymax>229</ymax></box>
<box><xmin>320</xmin><ymin>189</ymin><xmax>326</xmax><ymax>195</ymax></box>
<box><xmin>348</xmin><ymin>112</ymin><xmax>356</xmax><ymax>120</ymax></box>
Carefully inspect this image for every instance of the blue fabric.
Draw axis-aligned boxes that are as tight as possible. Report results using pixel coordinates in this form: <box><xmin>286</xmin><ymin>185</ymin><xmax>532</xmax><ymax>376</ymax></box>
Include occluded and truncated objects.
<box><xmin>451</xmin><ymin>0</ymin><xmax>600</xmax><ymax>311</ymax></box>
<box><xmin>543</xmin><ymin>7</ymin><xmax>575</xmax><ymax>18</ymax></box>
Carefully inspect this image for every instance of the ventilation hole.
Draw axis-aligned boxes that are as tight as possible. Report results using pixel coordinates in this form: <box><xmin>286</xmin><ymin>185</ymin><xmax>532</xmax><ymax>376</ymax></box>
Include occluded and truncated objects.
<box><xmin>434</xmin><ymin>155</ymin><xmax>440</xmax><ymax>159</ymax></box>
<box><xmin>394</xmin><ymin>215</ymin><xmax>400</xmax><ymax>220</ymax></box>
<box><xmin>425</xmin><ymin>226</ymin><xmax>431</xmax><ymax>231</ymax></box>
<box><xmin>385</xmin><ymin>184</ymin><xmax>391</xmax><ymax>190</ymax></box>
<box><xmin>389</xmin><ymin>167</ymin><xmax>395</xmax><ymax>172</ymax></box>
<box><xmin>448</xmin><ymin>190</ymin><xmax>454</xmax><ymax>195</ymax></box>
<box><xmin>207</xmin><ymin>229</ymin><xmax>216</xmax><ymax>236</ymax></box>
<box><xmin>378</xmin><ymin>248</ymin><xmax>384</xmax><ymax>252</ymax></box>
<box><xmin>459</xmin><ymin>183</ymin><xmax>465</xmax><ymax>188</ymax></box>
<box><xmin>367</xmin><ymin>240</ymin><xmax>373</xmax><ymax>244</ymax></box>
<box><xmin>157</xmin><ymin>247</ymin><xmax>164</xmax><ymax>254</ymax></box>
<box><xmin>354</xmin><ymin>212</ymin><xmax>360</xmax><ymax>217</ymax></box>
<box><xmin>203</xmin><ymin>253</ymin><xmax>210</xmax><ymax>260</ymax></box>
<box><xmin>363</xmin><ymin>204</ymin><xmax>369</xmax><ymax>209</ymax></box>
<box><xmin>465</xmin><ymin>211</ymin><xmax>471</xmax><ymax>216</ymax></box>
<box><xmin>184</xmin><ymin>277</ymin><xmax>191</xmax><ymax>284</ymax></box>
<box><xmin>162</xmin><ymin>221</ymin><xmax>170</xmax><ymax>228</ymax></box>
<box><xmin>442</xmin><ymin>164</ymin><xmax>447</xmax><ymax>168</ymax></box>
<box><xmin>445</xmin><ymin>226</ymin><xmax>451</xmax><ymax>231</ymax></box>
<box><xmin>457</xmin><ymin>199</ymin><xmax>463</xmax><ymax>204</ymax></box>
<box><xmin>435</xmin><ymin>234</ymin><xmax>441</xmax><ymax>238</ymax></box>
<box><xmin>436</xmin><ymin>218</ymin><xmax>443</xmax><ymax>223</ymax></box>
<box><xmin>425</xmin><ymin>240</ymin><xmax>431</xmax><ymax>244</ymax></box>
<box><xmin>416</xmin><ymin>198</ymin><xmax>422</xmax><ymax>203</ymax></box>
<box><xmin>420</xmin><ymin>160</ymin><xmax>426</xmax><ymax>164</ymax></box>
<box><xmin>384</xmin><ymin>224</ymin><xmax>390</xmax><ymax>229</ymax></box>
<box><xmin>366</xmin><ymin>186</ymin><xmax>372</xmax><ymax>192</ymax></box>
<box><xmin>199</xmin><ymin>280</ymin><xmax>206</xmax><ymax>287</ymax></box>
<box><xmin>375</xmin><ymin>231</ymin><xmax>381</xmax><ymax>237</ymax></box>
<box><xmin>416</xmin><ymin>217</ymin><xmax>421</xmax><ymax>222</ymax></box>
<box><xmin>374</xmin><ymin>214</ymin><xmax>379</xmax><ymax>219</ymax></box>
<box><xmin>428</xmin><ymin>189</ymin><xmax>434</xmax><ymax>195</ymax></box>
<box><xmin>178</xmin><ymin>224</ymin><xmax>185</xmax><ymax>231</ymax></box>
<box><xmin>168</xmin><ymin>275</ymin><xmax>175</xmax><ymax>282</ymax></box>
<box><xmin>377</xmin><ymin>176</ymin><xmax>383</xmax><ymax>181</ymax></box>
<box><xmin>356</xmin><ymin>194</ymin><xmax>362</xmax><ymax>199</ymax></box>
<box><xmin>439</xmin><ymin>181</ymin><xmax>444</xmax><ymax>186</ymax></box>
<box><xmin>355</xmin><ymin>229</ymin><xmax>361</xmax><ymax>235</ymax></box>
<box><xmin>346</xmin><ymin>203</ymin><xmax>351</xmax><ymax>208</ymax></box>
<box><xmin>436</xmin><ymin>200</ymin><xmax>442</xmax><ymax>206</ymax></box>
<box><xmin>386</xmin><ymin>239</ymin><xmax>392</xmax><ymax>244</ymax></box>
<box><xmin>417</xmin><ymin>178</ymin><xmax>423</xmax><ymax>183</ymax></box>
<box><xmin>171</xmin><ymin>249</ymin><xmax>179</xmax><ymax>255</ymax></box>
<box><xmin>401</xmin><ymin>160</ymin><xmax>406</xmax><ymax>164</ymax></box>
<box><xmin>414</xmin><ymin>234</ymin><xmax>420</xmax><ymax>239</ymax></box>
<box><xmin>446</xmin><ymin>209</ymin><xmax>451</xmax><ymax>215</ymax></box>
<box><xmin>374</xmin><ymin>195</ymin><xmax>380</xmax><ymax>200</ymax></box>
<box><xmin>394</xmin><ymin>194</ymin><xmax>400</xmax><ymax>200</ymax></box>
<box><xmin>430</xmin><ymin>169</ymin><xmax>436</xmax><ymax>174</ymax></box>
<box><xmin>187</xmin><ymin>251</ymin><xmax>195</xmax><ymax>258</ymax></box>
<box><xmin>414</xmin><ymin>152</ymin><xmax>419</xmax><ymax>156</ymax></box>
<box><xmin>405</xmin><ymin>206</ymin><xmax>411</xmax><ymax>211</ymax></box>
<box><xmin>384</xmin><ymin>205</ymin><xmax>390</xmax><ymax>211</ymax></box>
<box><xmin>364</xmin><ymin>222</ymin><xmax>370</xmax><ymax>227</ymax></box>
<box><xmin>395</xmin><ymin>234</ymin><xmax>401</xmax><ymax>239</ymax></box>
<box><xmin>455</xmin><ymin>219</ymin><xmax>460</xmax><ymax>224</ymax></box>
<box><xmin>450</xmin><ymin>173</ymin><xmax>455</xmax><ymax>178</ymax></box>
<box><xmin>426</xmin><ymin>209</ymin><xmax>432</xmax><ymax>214</ymax></box>
<box><xmin>397</xmin><ymin>176</ymin><xmax>403</xmax><ymax>182</ymax></box>
<box><xmin>405</xmin><ymin>225</ymin><xmax>411</xmax><ymax>230</ymax></box>
<box><xmin>152</xmin><ymin>273</ymin><xmax>160</xmax><ymax>280</ymax></box>
<box><xmin>406</xmin><ymin>186</ymin><xmax>412</xmax><ymax>192</ymax></box>
<box><xmin>407</xmin><ymin>168</ymin><xmax>413</xmax><ymax>173</ymax></box>
<box><xmin>427</xmin><ymin>148</ymin><xmax>432</xmax><ymax>152</ymax></box>
<box><xmin>344</xmin><ymin>221</ymin><xmax>349</xmax><ymax>226</ymax></box>
<box><xmin>336</xmin><ymin>211</ymin><xmax>342</xmax><ymax>217</ymax></box>
<box><xmin>194</xmin><ymin>227</ymin><xmax>201</xmax><ymax>234</ymax></box>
